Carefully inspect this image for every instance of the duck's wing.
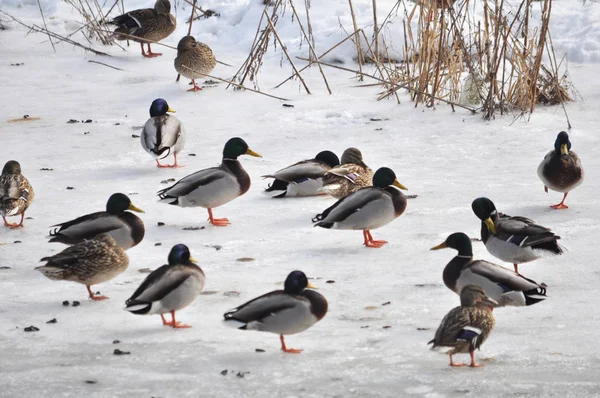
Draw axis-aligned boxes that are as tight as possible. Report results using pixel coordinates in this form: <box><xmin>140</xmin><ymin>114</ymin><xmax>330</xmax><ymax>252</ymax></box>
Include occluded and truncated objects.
<box><xmin>48</xmin><ymin>212</ymin><xmax>124</xmax><ymax>241</ymax></box>
<box><xmin>323</xmin><ymin>165</ymin><xmax>362</xmax><ymax>184</ymax></box>
<box><xmin>126</xmin><ymin>264</ymin><xmax>193</xmax><ymax>304</ymax></box>
<box><xmin>109</xmin><ymin>8</ymin><xmax>155</xmax><ymax>32</ymax></box>
<box><xmin>223</xmin><ymin>290</ymin><xmax>298</xmax><ymax>323</ymax></box>
<box><xmin>430</xmin><ymin>307</ymin><xmax>473</xmax><ymax>348</ymax></box>
<box><xmin>496</xmin><ymin>216</ymin><xmax>562</xmax><ymax>250</ymax></box>
<box><xmin>157</xmin><ymin>167</ymin><xmax>224</xmax><ymax>198</ymax></box>
<box><xmin>40</xmin><ymin>237</ymin><xmax>108</xmax><ymax>267</ymax></box>
<box><xmin>468</xmin><ymin>260</ymin><xmax>543</xmax><ymax>291</ymax></box>
<box><xmin>312</xmin><ymin>187</ymin><xmax>388</xmax><ymax>226</ymax></box>
<box><xmin>262</xmin><ymin>159</ymin><xmax>329</xmax><ymax>183</ymax></box>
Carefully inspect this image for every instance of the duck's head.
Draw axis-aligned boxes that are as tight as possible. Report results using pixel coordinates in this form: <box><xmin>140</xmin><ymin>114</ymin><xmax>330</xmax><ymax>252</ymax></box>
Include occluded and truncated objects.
<box><xmin>2</xmin><ymin>160</ymin><xmax>21</xmax><ymax>175</ymax></box>
<box><xmin>373</xmin><ymin>167</ymin><xmax>407</xmax><ymax>190</ymax></box>
<box><xmin>168</xmin><ymin>244</ymin><xmax>198</xmax><ymax>265</ymax></box>
<box><xmin>154</xmin><ymin>0</ymin><xmax>171</xmax><ymax>14</ymax></box>
<box><xmin>554</xmin><ymin>131</ymin><xmax>572</xmax><ymax>156</ymax></box>
<box><xmin>149</xmin><ymin>98</ymin><xmax>175</xmax><ymax>117</ymax></box>
<box><xmin>284</xmin><ymin>270</ymin><xmax>317</xmax><ymax>295</ymax></box>
<box><xmin>460</xmin><ymin>285</ymin><xmax>498</xmax><ymax>307</ymax></box>
<box><xmin>315</xmin><ymin>150</ymin><xmax>340</xmax><ymax>168</ymax></box>
<box><xmin>106</xmin><ymin>193</ymin><xmax>145</xmax><ymax>215</ymax></box>
<box><xmin>430</xmin><ymin>232</ymin><xmax>473</xmax><ymax>257</ymax></box>
<box><xmin>341</xmin><ymin>147</ymin><xmax>367</xmax><ymax>168</ymax></box>
<box><xmin>471</xmin><ymin>197</ymin><xmax>497</xmax><ymax>234</ymax></box>
<box><xmin>223</xmin><ymin>137</ymin><xmax>262</xmax><ymax>160</ymax></box>
<box><xmin>177</xmin><ymin>35</ymin><xmax>196</xmax><ymax>52</ymax></box>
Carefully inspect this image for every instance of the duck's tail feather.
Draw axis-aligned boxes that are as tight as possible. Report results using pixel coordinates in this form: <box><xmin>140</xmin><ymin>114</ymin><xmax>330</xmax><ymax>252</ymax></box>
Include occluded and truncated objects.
<box><xmin>124</xmin><ymin>300</ymin><xmax>152</xmax><ymax>315</ymax></box>
<box><xmin>524</xmin><ymin>284</ymin><xmax>548</xmax><ymax>306</ymax></box>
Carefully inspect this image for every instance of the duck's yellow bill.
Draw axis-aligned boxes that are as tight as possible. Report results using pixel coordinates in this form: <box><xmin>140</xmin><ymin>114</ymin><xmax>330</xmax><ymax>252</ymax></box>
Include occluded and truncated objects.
<box><xmin>560</xmin><ymin>143</ymin><xmax>569</xmax><ymax>155</ymax></box>
<box><xmin>484</xmin><ymin>217</ymin><xmax>496</xmax><ymax>234</ymax></box>
<box><xmin>167</xmin><ymin>107</ymin><xmax>176</xmax><ymax>113</ymax></box>
<box><xmin>393</xmin><ymin>179</ymin><xmax>408</xmax><ymax>190</ymax></box>
<box><xmin>189</xmin><ymin>256</ymin><xmax>199</xmax><ymax>263</ymax></box>
<box><xmin>128</xmin><ymin>203</ymin><xmax>145</xmax><ymax>213</ymax></box>
<box><xmin>430</xmin><ymin>242</ymin><xmax>447</xmax><ymax>251</ymax></box>
<box><xmin>246</xmin><ymin>148</ymin><xmax>262</xmax><ymax>158</ymax></box>
<box><xmin>307</xmin><ymin>282</ymin><xmax>318</xmax><ymax>289</ymax></box>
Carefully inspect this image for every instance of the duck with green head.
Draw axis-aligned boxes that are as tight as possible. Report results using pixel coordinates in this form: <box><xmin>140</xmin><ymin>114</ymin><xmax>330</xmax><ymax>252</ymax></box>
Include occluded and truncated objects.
<box><xmin>49</xmin><ymin>193</ymin><xmax>145</xmax><ymax>250</ymax></box>
<box><xmin>141</xmin><ymin>98</ymin><xmax>186</xmax><ymax>168</ymax></box>
<box><xmin>313</xmin><ymin>167</ymin><xmax>407</xmax><ymax>248</ymax></box>
<box><xmin>157</xmin><ymin>137</ymin><xmax>261</xmax><ymax>226</ymax></box>
<box><xmin>537</xmin><ymin>131</ymin><xmax>584</xmax><ymax>209</ymax></box>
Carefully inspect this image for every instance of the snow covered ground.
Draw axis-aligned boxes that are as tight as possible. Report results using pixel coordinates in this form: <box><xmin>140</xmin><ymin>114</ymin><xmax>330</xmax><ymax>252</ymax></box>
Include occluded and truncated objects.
<box><xmin>1</xmin><ymin>0</ymin><xmax>600</xmax><ymax>397</ymax></box>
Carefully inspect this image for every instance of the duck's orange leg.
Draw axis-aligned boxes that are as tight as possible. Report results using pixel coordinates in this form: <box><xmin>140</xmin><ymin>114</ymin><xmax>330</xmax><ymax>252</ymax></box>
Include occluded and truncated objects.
<box><xmin>280</xmin><ymin>335</ymin><xmax>302</xmax><ymax>354</ymax></box>
<box><xmin>469</xmin><ymin>350</ymin><xmax>485</xmax><ymax>367</ymax></box>
<box><xmin>363</xmin><ymin>230</ymin><xmax>387</xmax><ymax>248</ymax></box>
<box><xmin>207</xmin><ymin>208</ymin><xmax>230</xmax><ymax>226</ymax></box>
<box><xmin>550</xmin><ymin>192</ymin><xmax>569</xmax><ymax>209</ymax></box>
<box><xmin>513</xmin><ymin>264</ymin><xmax>519</xmax><ymax>274</ymax></box>
<box><xmin>187</xmin><ymin>79</ymin><xmax>203</xmax><ymax>92</ymax></box>
<box><xmin>4</xmin><ymin>214</ymin><xmax>24</xmax><ymax>228</ymax></box>
<box><xmin>169</xmin><ymin>310</ymin><xmax>191</xmax><ymax>328</ymax></box>
<box><xmin>156</xmin><ymin>154</ymin><xmax>182</xmax><ymax>168</ymax></box>
<box><xmin>449</xmin><ymin>354</ymin><xmax>466</xmax><ymax>367</ymax></box>
<box><xmin>87</xmin><ymin>286</ymin><xmax>109</xmax><ymax>301</ymax></box>
<box><xmin>143</xmin><ymin>43</ymin><xmax>162</xmax><ymax>58</ymax></box>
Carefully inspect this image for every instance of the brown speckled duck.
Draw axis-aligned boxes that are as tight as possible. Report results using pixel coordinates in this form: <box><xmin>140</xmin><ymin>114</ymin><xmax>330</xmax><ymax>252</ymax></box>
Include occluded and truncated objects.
<box><xmin>174</xmin><ymin>36</ymin><xmax>216</xmax><ymax>92</ymax></box>
<box><xmin>109</xmin><ymin>0</ymin><xmax>176</xmax><ymax>58</ymax></box>
<box><xmin>36</xmin><ymin>233</ymin><xmax>129</xmax><ymax>301</ymax></box>
<box><xmin>429</xmin><ymin>285</ymin><xmax>496</xmax><ymax>368</ymax></box>
<box><xmin>1</xmin><ymin>160</ymin><xmax>34</xmax><ymax>229</ymax></box>
<box><xmin>320</xmin><ymin>147</ymin><xmax>374</xmax><ymax>199</ymax></box>
<box><xmin>537</xmin><ymin>131</ymin><xmax>584</xmax><ymax>209</ymax></box>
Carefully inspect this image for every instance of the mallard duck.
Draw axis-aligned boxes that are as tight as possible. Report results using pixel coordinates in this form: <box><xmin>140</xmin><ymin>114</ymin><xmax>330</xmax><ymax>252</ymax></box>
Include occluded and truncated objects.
<box><xmin>1</xmin><ymin>160</ymin><xmax>34</xmax><ymax>229</ymax></box>
<box><xmin>124</xmin><ymin>244</ymin><xmax>205</xmax><ymax>328</ymax></box>
<box><xmin>141</xmin><ymin>98</ymin><xmax>186</xmax><ymax>168</ymax></box>
<box><xmin>49</xmin><ymin>193</ymin><xmax>145</xmax><ymax>250</ymax></box>
<box><xmin>537</xmin><ymin>131</ymin><xmax>584</xmax><ymax>209</ymax></box>
<box><xmin>157</xmin><ymin>137</ymin><xmax>261</xmax><ymax>226</ymax></box>
<box><xmin>36</xmin><ymin>233</ymin><xmax>129</xmax><ymax>300</ymax></box>
<box><xmin>472</xmin><ymin>197</ymin><xmax>564</xmax><ymax>273</ymax></box>
<box><xmin>109</xmin><ymin>0</ymin><xmax>176</xmax><ymax>58</ymax></box>
<box><xmin>174</xmin><ymin>36</ymin><xmax>216</xmax><ymax>92</ymax></box>
<box><xmin>430</xmin><ymin>232</ymin><xmax>548</xmax><ymax>307</ymax></box>
<box><xmin>312</xmin><ymin>167</ymin><xmax>407</xmax><ymax>248</ymax></box>
<box><xmin>262</xmin><ymin>150</ymin><xmax>340</xmax><ymax>198</ymax></box>
<box><xmin>223</xmin><ymin>270</ymin><xmax>328</xmax><ymax>353</ymax></box>
<box><xmin>428</xmin><ymin>285</ymin><xmax>496</xmax><ymax>368</ymax></box>
<box><xmin>320</xmin><ymin>147</ymin><xmax>374</xmax><ymax>199</ymax></box>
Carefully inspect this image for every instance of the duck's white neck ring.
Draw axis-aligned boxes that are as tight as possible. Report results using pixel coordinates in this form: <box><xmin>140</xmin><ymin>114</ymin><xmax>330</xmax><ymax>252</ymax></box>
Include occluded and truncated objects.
<box><xmin>223</xmin><ymin>158</ymin><xmax>239</xmax><ymax>162</ymax></box>
<box><xmin>456</xmin><ymin>255</ymin><xmax>472</xmax><ymax>259</ymax></box>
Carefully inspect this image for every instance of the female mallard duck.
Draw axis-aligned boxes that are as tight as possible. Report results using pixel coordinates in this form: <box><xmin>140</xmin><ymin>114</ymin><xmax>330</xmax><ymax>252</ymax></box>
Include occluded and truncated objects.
<box><xmin>36</xmin><ymin>233</ymin><xmax>129</xmax><ymax>300</ymax></box>
<box><xmin>428</xmin><ymin>285</ymin><xmax>496</xmax><ymax>368</ymax></box>
<box><xmin>312</xmin><ymin>167</ymin><xmax>407</xmax><ymax>248</ymax></box>
<box><xmin>320</xmin><ymin>147</ymin><xmax>374</xmax><ymax>199</ymax></box>
<box><xmin>223</xmin><ymin>270</ymin><xmax>328</xmax><ymax>353</ymax></box>
<box><xmin>537</xmin><ymin>131</ymin><xmax>584</xmax><ymax>209</ymax></box>
<box><xmin>174</xmin><ymin>36</ymin><xmax>216</xmax><ymax>92</ymax></box>
<box><xmin>472</xmin><ymin>197</ymin><xmax>564</xmax><ymax>273</ymax></box>
<box><xmin>262</xmin><ymin>150</ymin><xmax>340</xmax><ymax>198</ymax></box>
<box><xmin>157</xmin><ymin>137</ymin><xmax>261</xmax><ymax>226</ymax></box>
<box><xmin>1</xmin><ymin>160</ymin><xmax>34</xmax><ymax>229</ymax></box>
<box><xmin>125</xmin><ymin>244</ymin><xmax>205</xmax><ymax>328</ymax></box>
<box><xmin>109</xmin><ymin>0</ymin><xmax>176</xmax><ymax>58</ymax></box>
<box><xmin>141</xmin><ymin>98</ymin><xmax>186</xmax><ymax>168</ymax></box>
<box><xmin>430</xmin><ymin>232</ymin><xmax>548</xmax><ymax>307</ymax></box>
<box><xmin>49</xmin><ymin>193</ymin><xmax>145</xmax><ymax>250</ymax></box>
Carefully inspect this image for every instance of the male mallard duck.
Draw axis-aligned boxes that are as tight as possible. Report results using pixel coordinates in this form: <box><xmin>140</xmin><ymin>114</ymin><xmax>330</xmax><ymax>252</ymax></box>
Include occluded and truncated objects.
<box><xmin>537</xmin><ymin>131</ymin><xmax>584</xmax><ymax>209</ymax></box>
<box><xmin>472</xmin><ymin>197</ymin><xmax>564</xmax><ymax>273</ymax></box>
<box><xmin>141</xmin><ymin>98</ymin><xmax>186</xmax><ymax>168</ymax></box>
<box><xmin>174</xmin><ymin>36</ymin><xmax>217</xmax><ymax>92</ymax></box>
<box><xmin>262</xmin><ymin>150</ymin><xmax>340</xmax><ymax>198</ymax></box>
<box><xmin>124</xmin><ymin>244</ymin><xmax>205</xmax><ymax>328</ymax></box>
<box><xmin>428</xmin><ymin>285</ymin><xmax>496</xmax><ymax>368</ymax></box>
<box><xmin>157</xmin><ymin>137</ymin><xmax>261</xmax><ymax>226</ymax></box>
<box><xmin>320</xmin><ymin>147</ymin><xmax>373</xmax><ymax>199</ymax></box>
<box><xmin>109</xmin><ymin>0</ymin><xmax>176</xmax><ymax>58</ymax></box>
<box><xmin>36</xmin><ymin>233</ymin><xmax>129</xmax><ymax>300</ymax></box>
<box><xmin>49</xmin><ymin>193</ymin><xmax>145</xmax><ymax>250</ymax></box>
<box><xmin>312</xmin><ymin>167</ymin><xmax>407</xmax><ymax>248</ymax></box>
<box><xmin>223</xmin><ymin>270</ymin><xmax>327</xmax><ymax>353</ymax></box>
<box><xmin>1</xmin><ymin>160</ymin><xmax>34</xmax><ymax>229</ymax></box>
<box><xmin>430</xmin><ymin>232</ymin><xmax>548</xmax><ymax>307</ymax></box>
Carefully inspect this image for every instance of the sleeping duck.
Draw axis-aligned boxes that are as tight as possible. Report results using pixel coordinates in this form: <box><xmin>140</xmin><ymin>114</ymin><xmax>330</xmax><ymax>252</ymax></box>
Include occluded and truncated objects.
<box><xmin>537</xmin><ymin>131</ymin><xmax>584</xmax><ymax>209</ymax></box>
<box><xmin>262</xmin><ymin>150</ymin><xmax>340</xmax><ymax>198</ymax></box>
<box><xmin>141</xmin><ymin>98</ymin><xmax>186</xmax><ymax>168</ymax></box>
<box><xmin>157</xmin><ymin>137</ymin><xmax>261</xmax><ymax>226</ymax></box>
<box><xmin>429</xmin><ymin>285</ymin><xmax>496</xmax><ymax>368</ymax></box>
<box><xmin>109</xmin><ymin>0</ymin><xmax>176</xmax><ymax>58</ymax></box>
<box><xmin>223</xmin><ymin>270</ymin><xmax>328</xmax><ymax>353</ymax></box>
<box><xmin>431</xmin><ymin>232</ymin><xmax>548</xmax><ymax>307</ymax></box>
<box><xmin>472</xmin><ymin>197</ymin><xmax>564</xmax><ymax>273</ymax></box>
<box><xmin>49</xmin><ymin>193</ymin><xmax>145</xmax><ymax>250</ymax></box>
<box><xmin>174</xmin><ymin>36</ymin><xmax>217</xmax><ymax>92</ymax></box>
<box><xmin>313</xmin><ymin>167</ymin><xmax>407</xmax><ymax>248</ymax></box>
<box><xmin>125</xmin><ymin>244</ymin><xmax>205</xmax><ymax>328</ymax></box>
<box><xmin>36</xmin><ymin>233</ymin><xmax>129</xmax><ymax>301</ymax></box>
<box><xmin>320</xmin><ymin>147</ymin><xmax>374</xmax><ymax>199</ymax></box>
<box><xmin>1</xmin><ymin>160</ymin><xmax>34</xmax><ymax>229</ymax></box>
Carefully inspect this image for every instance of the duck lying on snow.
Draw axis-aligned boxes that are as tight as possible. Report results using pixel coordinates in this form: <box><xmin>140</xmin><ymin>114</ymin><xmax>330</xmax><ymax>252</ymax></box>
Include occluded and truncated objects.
<box><xmin>141</xmin><ymin>98</ymin><xmax>186</xmax><ymax>168</ymax></box>
<box><xmin>320</xmin><ymin>147</ymin><xmax>373</xmax><ymax>199</ymax></box>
